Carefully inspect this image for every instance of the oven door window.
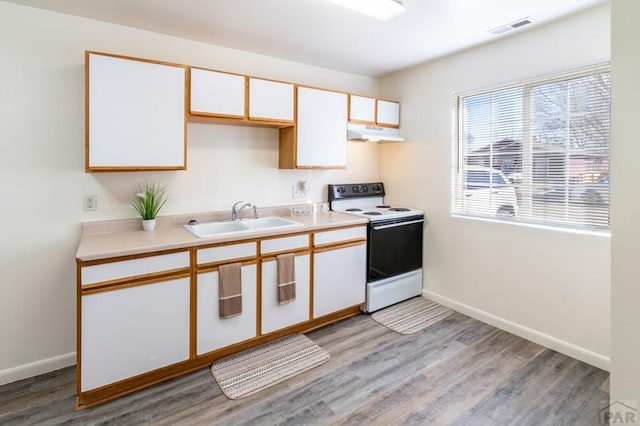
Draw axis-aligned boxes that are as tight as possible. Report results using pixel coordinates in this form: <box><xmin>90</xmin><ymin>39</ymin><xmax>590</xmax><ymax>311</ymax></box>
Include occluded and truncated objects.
<box><xmin>368</xmin><ymin>219</ymin><xmax>423</xmax><ymax>282</ymax></box>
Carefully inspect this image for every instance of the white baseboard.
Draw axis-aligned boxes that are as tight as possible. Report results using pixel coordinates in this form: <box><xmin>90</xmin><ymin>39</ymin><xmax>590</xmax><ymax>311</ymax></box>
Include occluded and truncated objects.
<box><xmin>423</xmin><ymin>290</ymin><xmax>610</xmax><ymax>371</ymax></box>
<box><xmin>0</xmin><ymin>352</ymin><xmax>76</xmax><ymax>386</ymax></box>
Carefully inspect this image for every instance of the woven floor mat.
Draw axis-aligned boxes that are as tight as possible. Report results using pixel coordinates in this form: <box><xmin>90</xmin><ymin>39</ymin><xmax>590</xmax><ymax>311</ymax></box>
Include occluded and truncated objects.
<box><xmin>371</xmin><ymin>297</ymin><xmax>455</xmax><ymax>335</ymax></box>
<box><xmin>210</xmin><ymin>333</ymin><xmax>330</xmax><ymax>399</ymax></box>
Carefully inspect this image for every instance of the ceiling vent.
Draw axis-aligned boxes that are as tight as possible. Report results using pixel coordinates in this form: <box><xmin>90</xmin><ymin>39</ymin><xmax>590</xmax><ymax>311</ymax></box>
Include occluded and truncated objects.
<box><xmin>489</xmin><ymin>17</ymin><xmax>533</xmax><ymax>35</ymax></box>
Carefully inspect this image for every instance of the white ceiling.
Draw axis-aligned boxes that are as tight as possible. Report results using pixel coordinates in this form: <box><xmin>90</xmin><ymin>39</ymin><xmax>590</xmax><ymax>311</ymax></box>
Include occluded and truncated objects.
<box><xmin>3</xmin><ymin>0</ymin><xmax>606</xmax><ymax>76</ymax></box>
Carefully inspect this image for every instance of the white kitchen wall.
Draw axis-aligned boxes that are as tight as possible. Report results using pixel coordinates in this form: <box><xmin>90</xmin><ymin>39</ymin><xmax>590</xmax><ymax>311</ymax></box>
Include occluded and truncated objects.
<box><xmin>378</xmin><ymin>4</ymin><xmax>611</xmax><ymax>369</ymax></box>
<box><xmin>0</xmin><ymin>2</ymin><xmax>379</xmax><ymax>381</ymax></box>
<box><xmin>611</xmin><ymin>0</ymin><xmax>640</xmax><ymax>410</ymax></box>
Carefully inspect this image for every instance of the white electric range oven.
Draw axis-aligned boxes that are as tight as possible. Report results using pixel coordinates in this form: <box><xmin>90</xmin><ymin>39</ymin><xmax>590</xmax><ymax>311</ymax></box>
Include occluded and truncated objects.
<box><xmin>328</xmin><ymin>182</ymin><xmax>425</xmax><ymax>312</ymax></box>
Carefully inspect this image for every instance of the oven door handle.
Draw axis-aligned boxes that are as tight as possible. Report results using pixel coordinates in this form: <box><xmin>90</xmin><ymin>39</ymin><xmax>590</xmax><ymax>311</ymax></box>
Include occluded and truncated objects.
<box><xmin>372</xmin><ymin>219</ymin><xmax>424</xmax><ymax>231</ymax></box>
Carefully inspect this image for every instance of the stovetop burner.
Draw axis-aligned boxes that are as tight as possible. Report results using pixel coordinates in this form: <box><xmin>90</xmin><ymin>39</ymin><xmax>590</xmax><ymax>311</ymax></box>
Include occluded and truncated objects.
<box><xmin>328</xmin><ymin>182</ymin><xmax>424</xmax><ymax>222</ymax></box>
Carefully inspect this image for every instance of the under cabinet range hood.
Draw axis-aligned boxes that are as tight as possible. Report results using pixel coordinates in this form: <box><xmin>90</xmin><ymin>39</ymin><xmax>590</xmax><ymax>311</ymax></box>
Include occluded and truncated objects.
<box><xmin>347</xmin><ymin>123</ymin><xmax>405</xmax><ymax>142</ymax></box>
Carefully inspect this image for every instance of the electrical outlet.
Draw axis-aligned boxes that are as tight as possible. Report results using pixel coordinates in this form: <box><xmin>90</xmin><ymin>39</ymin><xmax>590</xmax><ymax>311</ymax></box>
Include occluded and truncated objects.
<box><xmin>84</xmin><ymin>195</ymin><xmax>97</xmax><ymax>211</ymax></box>
<box><xmin>292</xmin><ymin>185</ymin><xmax>303</xmax><ymax>199</ymax></box>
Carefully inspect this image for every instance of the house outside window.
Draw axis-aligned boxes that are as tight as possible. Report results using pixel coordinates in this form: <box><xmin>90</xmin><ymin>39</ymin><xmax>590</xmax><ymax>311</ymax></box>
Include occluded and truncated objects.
<box><xmin>452</xmin><ymin>63</ymin><xmax>611</xmax><ymax>231</ymax></box>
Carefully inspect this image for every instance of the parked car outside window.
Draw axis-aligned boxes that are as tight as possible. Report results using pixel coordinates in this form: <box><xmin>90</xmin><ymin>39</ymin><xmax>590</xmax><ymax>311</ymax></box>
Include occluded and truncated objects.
<box><xmin>462</xmin><ymin>166</ymin><xmax>519</xmax><ymax>216</ymax></box>
<box><xmin>570</xmin><ymin>173</ymin><xmax>610</xmax><ymax>205</ymax></box>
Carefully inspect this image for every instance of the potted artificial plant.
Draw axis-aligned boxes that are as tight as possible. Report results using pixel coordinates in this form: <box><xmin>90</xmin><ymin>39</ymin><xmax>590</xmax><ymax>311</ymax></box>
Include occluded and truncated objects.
<box><xmin>131</xmin><ymin>182</ymin><xmax>168</xmax><ymax>231</ymax></box>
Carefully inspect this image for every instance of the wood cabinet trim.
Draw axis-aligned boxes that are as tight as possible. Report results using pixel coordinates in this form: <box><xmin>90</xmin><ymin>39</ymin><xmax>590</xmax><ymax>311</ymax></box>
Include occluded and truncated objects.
<box><xmin>196</xmin><ymin>258</ymin><xmax>258</xmax><ymax>273</ymax></box>
<box><xmin>194</xmin><ymin>239</ymin><xmax>259</xmax><ymax>251</ymax></box>
<box><xmin>188</xmin><ymin>113</ymin><xmax>293</xmax><ymax>128</ymax></box>
<box><xmin>313</xmin><ymin>239</ymin><xmax>367</xmax><ymax>253</ymax></box>
<box><xmin>77</xmin><ymin>247</ymin><xmax>190</xmax><ymax>267</ymax></box>
<box><xmin>260</xmin><ymin>249</ymin><xmax>311</xmax><ymax>262</ymax></box>
<box><xmin>189</xmin><ymin>250</ymin><xmax>197</xmax><ymax>360</ymax></box>
<box><xmin>81</xmin><ymin>269</ymin><xmax>191</xmax><ymax>295</ymax></box>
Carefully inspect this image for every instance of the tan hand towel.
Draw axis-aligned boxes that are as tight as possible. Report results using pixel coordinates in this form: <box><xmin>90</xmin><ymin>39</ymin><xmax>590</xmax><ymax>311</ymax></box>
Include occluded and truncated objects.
<box><xmin>277</xmin><ymin>253</ymin><xmax>296</xmax><ymax>304</ymax></box>
<box><xmin>219</xmin><ymin>262</ymin><xmax>242</xmax><ymax>319</ymax></box>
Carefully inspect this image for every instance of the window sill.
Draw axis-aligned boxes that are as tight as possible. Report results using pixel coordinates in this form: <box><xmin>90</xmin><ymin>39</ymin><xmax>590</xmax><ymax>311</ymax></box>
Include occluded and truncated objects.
<box><xmin>450</xmin><ymin>213</ymin><xmax>611</xmax><ymax>238</ymax></box>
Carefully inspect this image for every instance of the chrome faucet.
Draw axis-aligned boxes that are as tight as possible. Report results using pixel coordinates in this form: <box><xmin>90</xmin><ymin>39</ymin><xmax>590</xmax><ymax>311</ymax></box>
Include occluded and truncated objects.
<box><xmin>231</xmin><ymin>201</ymin><xmax>252</xmax><ymax>220</ymax></box>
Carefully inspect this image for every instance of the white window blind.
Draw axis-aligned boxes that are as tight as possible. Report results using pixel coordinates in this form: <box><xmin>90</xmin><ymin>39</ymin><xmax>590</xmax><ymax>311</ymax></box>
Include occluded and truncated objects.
<box><xmin>452</xmin><ymin>63</ymin><xmax>611</xmax><ymax>231</ymax></box>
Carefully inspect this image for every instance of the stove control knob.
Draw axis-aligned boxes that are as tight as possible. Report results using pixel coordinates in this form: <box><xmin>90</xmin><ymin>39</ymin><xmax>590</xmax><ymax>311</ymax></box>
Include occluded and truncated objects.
<box><xmin>362</xmin><ymin>185</ymin><xmax>368</xmax><ymax>192</ymax></box>
<box><xmin>352</xmin><ymin>186</ymin><xmax>358</xmax><ymax>192</ymax></box>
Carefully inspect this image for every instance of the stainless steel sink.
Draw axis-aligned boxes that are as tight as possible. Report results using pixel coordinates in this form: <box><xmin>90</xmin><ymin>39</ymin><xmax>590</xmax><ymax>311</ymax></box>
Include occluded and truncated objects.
<box><xmin>184</xmin><ymin>216</ymin><xmax>303</xmax><ymax>238</ymax></box>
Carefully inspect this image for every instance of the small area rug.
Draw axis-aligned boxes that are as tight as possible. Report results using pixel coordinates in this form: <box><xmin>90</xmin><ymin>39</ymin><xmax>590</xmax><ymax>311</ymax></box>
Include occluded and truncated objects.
<box><xmin>371</xmin><ymin>297</ymin><xmax>455</xmax><ymax>335</ymax></box>
<box><xmin>210</xmin><ymin>333</ymin><xmax>330</xmax><ymax>399</ymax></box>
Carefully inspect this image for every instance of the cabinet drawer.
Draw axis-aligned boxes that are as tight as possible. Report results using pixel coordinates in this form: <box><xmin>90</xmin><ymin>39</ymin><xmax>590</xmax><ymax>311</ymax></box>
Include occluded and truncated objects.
<box><xmin>197</xmin><ymin>242</ymin><xmax>257</xmax><ymax>265</ymax></box>
<box><xmin>81</xmin><ymin>252</ymin><xmax>189</xmax><ymax>286</ymax></box>
<box><xmin>314</xmin><ymin>226</ymin><xmax>367</xmax><ymax>247</ymax></box>
<box><xmin>261</xmin><ymin>234</ymin><xmax>309</xmax><ymax>255</ymax></box>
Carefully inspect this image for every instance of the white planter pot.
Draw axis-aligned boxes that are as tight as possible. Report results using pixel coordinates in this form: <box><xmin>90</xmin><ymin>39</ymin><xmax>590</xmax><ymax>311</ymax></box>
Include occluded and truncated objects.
<box><xmin>142</xmin><ymin>219</ymin><xmax>156</xmax><ymax>231</ymax></box>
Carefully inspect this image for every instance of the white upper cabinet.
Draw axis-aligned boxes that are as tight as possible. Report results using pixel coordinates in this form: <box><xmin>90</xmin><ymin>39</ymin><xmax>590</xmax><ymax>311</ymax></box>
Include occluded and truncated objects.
<box><xmin>348</xmin><ymin>95</ymin><xmax>401</xmax><ymax>128</ymax></box>
<box><xmin>86</xmin><ymin>52</ymin><xmax>186</xmax><ymax>172</ymax></box>
<box><xmin>287</xmin><ymin>86</ymin><xmax>347</xmax><ymax>169</ymax></box>
<box><xmin>190</xmin><ymin>68</ymin><xmax>246</xmax><ymax>117</ymax></box>
<box><xmin>376</xmin><ymin>99</ymin><xmax>401</xmax><ymax>127</ymax></box>
<box><xmin>349</xmin><ymin>95</ymin><xmax>376</xmax><ymax>123</ymax></box>
<box><xmin>249</xmin><ymin>78</ymin><xmax>294</xmax><ymax>122</ymax></box>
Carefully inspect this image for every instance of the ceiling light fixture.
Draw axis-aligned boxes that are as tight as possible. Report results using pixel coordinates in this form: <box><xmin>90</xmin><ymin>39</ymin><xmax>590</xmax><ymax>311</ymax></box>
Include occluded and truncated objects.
<box><xmin>327</xmin><ymin>0</ymin><xmax>406</xmax><ymax>21</ymax></box>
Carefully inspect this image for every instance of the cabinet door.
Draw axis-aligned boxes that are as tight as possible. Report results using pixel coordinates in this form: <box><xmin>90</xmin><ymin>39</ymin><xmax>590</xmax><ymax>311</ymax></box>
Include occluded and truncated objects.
<box><xmin>376</xmin><ymin>100</ymin><xmax>400</xmax><ymax>127</ymax></box>
<box><xmin>249</xmin><ymin>78</ymin><xmax>294</xmax><ymax>122</ymax></box>
<box><xmin>313</xmin><ymin>243</ymin><xmax>366</xmax><ymax>318</ymax></box>
<box><xmin>261</xmin><ymin>254</ymin><xmax>310</xmax><ymax>334</ymax></box>
<box><xmin>196</xmin><ymin>264</ymin><xmax>257</xmax><ymax>355</ymax></box>
<box><xmin>349</xmin><ymin>95</ymin><xmax>376</xmax><ymax>123</ymax></box>
<box><xmin>86</xmin><ymin>52</ymin><xmax>186</xmax><ymax>171</ymax></box>
<box><xmin>296</xmin><ymin>87</ymin><xmax>348</xmax><ymax>168</ymax></box>
<box><xmin>80</xmin><ymin>278</ymin><xmax>190</xmax><ymax>392</ymax></box>
<box><xmin>190</xmin><ymin>68</ymin><xmax>245</xmax><ymax>117</ymax></box>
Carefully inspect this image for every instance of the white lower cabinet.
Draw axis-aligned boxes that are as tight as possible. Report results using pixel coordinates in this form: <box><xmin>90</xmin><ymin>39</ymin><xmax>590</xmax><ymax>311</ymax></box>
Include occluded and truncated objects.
<box><xmin>77</xmin><ymin>225</ymin><xmax>366</xmax><ymax>407</ymax></box>
<box><xmin>261</xmin><ymin>254</ymin><xmax>310</xmax><ymax>334</ymax></box>
<box><xmin>196</xmin><ymin>264</ymin><xmax>257</xmax><ymax>355</ymax></box>
<box><xmin>80</xmin><ymin>277</ymin><xmax>190</xmax><ymax>392</ymax></box>
<box><xmin>313</xmin><ymin>243</ymin><xmax>366</xmax><ymax>318</ymax></box>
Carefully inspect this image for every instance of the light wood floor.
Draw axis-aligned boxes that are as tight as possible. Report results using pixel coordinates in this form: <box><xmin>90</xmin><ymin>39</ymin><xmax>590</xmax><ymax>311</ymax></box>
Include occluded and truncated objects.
<box><xmin>0</xmin><ymin>312</ymin><xmax>609</xmax><ymax>425</ymax></box>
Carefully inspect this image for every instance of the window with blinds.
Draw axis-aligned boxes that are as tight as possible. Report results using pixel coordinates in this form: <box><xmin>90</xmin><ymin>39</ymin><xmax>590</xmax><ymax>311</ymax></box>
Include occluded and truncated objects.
<box><xmin>452</xmin><ymin>64</ymin><xmax>611</xmax><ymax>231</ymax></box>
